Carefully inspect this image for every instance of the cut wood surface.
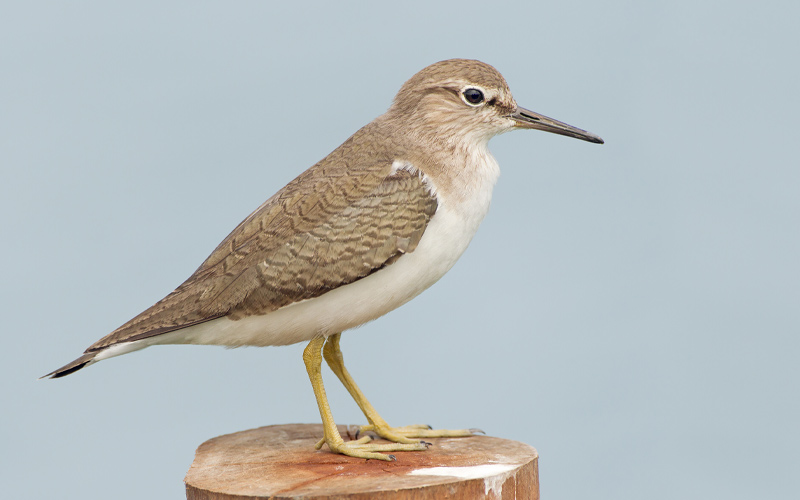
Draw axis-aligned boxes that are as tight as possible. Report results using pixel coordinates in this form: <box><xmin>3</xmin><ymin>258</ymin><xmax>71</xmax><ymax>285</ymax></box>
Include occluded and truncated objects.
<box><xmin>185</xmin><ymin>424</ymin><xmax>539</xmax><ymax>499</ymax></box>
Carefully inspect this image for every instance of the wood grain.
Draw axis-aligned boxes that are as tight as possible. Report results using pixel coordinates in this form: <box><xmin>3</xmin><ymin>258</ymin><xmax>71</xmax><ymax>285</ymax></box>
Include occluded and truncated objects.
<box><xmin>185</xmin><ymin>424</ymin><xmax>539</xmax><ymax>500</ymax></box>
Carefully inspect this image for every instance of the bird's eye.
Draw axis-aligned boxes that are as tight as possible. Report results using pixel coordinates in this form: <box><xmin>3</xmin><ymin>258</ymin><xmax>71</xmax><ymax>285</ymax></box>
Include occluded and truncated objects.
<box><xmin>463</xmin><ymin>88</ymin><xmax>484</xmax><ymax>105</ymax></box>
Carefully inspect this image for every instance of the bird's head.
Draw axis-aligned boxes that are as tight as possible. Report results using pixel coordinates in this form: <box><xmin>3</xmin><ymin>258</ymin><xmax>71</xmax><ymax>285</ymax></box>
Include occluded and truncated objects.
<box><xmin>387</xmin><ymin>59</ymin><xmax>603</xmax><ymax>148</ymax></box>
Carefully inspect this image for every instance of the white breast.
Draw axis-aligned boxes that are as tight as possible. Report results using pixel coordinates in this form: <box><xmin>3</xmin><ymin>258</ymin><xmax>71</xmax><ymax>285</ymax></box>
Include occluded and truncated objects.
<box><xmin>96</xmin><ymin>151</ymin><xmax>501</xmax><ymax>360</ymax></box>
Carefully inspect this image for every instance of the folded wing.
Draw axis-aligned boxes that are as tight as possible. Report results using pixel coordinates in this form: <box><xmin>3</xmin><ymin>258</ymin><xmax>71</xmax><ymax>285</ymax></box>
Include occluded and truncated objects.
<box><xmin>85</xmin><ymin>153</ymin><xmax>437</xmax><ymax>353</ymax></box>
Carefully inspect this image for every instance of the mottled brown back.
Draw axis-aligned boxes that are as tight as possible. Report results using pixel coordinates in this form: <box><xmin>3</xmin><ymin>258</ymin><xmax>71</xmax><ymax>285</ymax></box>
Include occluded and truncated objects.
<box><xmin>87</xmin><ymin>122</ymin><xmax>437</xmax><ymax>351</ymax></box>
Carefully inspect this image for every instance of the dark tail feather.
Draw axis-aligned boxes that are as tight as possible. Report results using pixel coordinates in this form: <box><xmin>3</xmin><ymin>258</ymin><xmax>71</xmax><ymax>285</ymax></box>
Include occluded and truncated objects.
<box><xmin>41</xmin><ymin>352</ymin><xmax>97</xmax><ymax>379</ymax></box>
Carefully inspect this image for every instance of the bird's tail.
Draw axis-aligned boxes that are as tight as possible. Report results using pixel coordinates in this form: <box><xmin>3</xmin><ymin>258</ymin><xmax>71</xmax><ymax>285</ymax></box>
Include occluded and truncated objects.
<box><xmin>41</xmin><ymin>352</ymin><xmax>97</xmax><ymax>379</ymax></box>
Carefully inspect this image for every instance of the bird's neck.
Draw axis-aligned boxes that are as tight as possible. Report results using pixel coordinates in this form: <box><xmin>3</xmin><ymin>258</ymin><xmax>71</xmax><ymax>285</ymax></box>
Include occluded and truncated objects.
<box><xmin>396</xmin><ymin>127</ymin><xmax>500</xmax><ymax>209</ymax></box>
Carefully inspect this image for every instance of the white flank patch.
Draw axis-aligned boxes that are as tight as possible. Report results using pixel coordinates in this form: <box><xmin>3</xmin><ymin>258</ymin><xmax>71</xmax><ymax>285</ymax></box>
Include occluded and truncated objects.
<box><xmin>390</xmin><ymin>159</ymin><xmax>438</xmax><ymax>197</ymax></box>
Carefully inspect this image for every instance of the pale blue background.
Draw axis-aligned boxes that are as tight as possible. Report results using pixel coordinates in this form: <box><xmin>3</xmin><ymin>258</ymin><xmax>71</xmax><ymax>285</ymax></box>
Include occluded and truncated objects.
<box><xmin>2</xmin><ymin>2</ymin><xmax>798</xmax><ymax>499</ymax></box>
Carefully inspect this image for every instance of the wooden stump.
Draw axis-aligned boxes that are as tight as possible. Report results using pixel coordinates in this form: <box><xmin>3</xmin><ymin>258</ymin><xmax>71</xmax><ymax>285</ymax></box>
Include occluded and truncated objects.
<box><xmin>185</xmin><ymin>424</ymin><xmax>539</xmax><ymax>499</ymax></box>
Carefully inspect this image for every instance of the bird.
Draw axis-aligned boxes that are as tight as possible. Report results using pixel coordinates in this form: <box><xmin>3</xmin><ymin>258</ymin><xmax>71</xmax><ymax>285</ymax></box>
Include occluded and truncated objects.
<box><xmin>44</xmin><ymin>59</ymin><xmax>603</xmax><ymax>461</ymax></box>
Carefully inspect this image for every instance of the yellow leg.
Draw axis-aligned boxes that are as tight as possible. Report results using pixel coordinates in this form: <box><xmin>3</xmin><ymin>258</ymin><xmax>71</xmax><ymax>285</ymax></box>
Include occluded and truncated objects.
<box><xmin>322</xmin><ymin>333</ymin><xmax>479</xmax><ymax>444</ymax></box>
<box><xmin>303</xmin><ymin>336</ymin><xmax>427</xmax><ymax>461</ymax></box>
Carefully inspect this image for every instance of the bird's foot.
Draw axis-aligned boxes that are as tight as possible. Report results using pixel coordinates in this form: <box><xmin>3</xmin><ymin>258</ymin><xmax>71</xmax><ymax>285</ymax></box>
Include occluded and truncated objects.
<box><xmin>314</xmin><ymin>433</ymin><xmax>428</xmax><ymax>461</ymax></box>
<box><xmin>357</xmin><ymin>423</ymin><xmax>484</xmax><ymax>444</ymax></box>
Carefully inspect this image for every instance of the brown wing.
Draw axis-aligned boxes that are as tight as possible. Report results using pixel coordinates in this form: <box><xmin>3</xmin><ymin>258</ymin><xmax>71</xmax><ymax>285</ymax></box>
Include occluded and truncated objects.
<box><xmin>87</xmin><ymin>133</ymin><xmax>437</xmax><ymax>352</ymax></box>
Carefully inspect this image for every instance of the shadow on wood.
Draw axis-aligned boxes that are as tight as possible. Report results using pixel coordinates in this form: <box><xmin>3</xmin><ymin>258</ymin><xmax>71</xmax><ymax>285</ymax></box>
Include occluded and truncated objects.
<box><xmin>185</xmin><ymin>424</ymin><xmax>539</xmax><ymax>499</ymax></box>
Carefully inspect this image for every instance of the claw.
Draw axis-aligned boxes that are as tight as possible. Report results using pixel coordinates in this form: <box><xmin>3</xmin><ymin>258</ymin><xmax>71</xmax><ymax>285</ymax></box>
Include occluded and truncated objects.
<box><xmin>469</xmin><ymin>428</ymin><xmax>486</xmax><ymax>435</ymax></box>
